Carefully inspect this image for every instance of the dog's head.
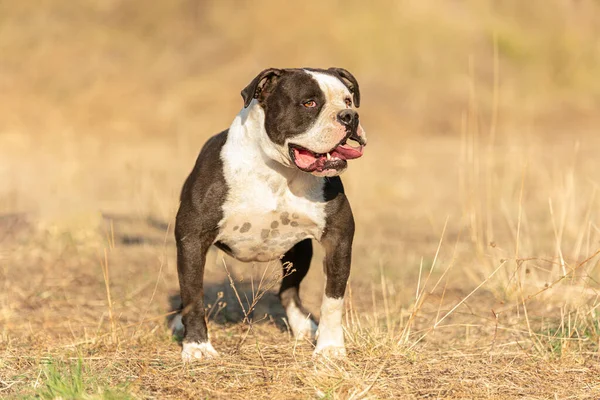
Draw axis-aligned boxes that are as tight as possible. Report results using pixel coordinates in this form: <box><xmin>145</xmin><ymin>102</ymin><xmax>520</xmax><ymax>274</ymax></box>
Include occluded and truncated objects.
<box><xmin>241</xmin><ymin>68</ymin><xmax>367</xmax><ymax>177</ymax></box>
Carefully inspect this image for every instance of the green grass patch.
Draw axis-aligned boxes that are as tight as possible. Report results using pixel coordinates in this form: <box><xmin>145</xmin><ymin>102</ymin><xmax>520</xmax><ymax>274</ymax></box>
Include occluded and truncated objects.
<box><xmin>35</xmin><ymin>358</ymin><xmax>134</xmax><ymax>400</ymax></box>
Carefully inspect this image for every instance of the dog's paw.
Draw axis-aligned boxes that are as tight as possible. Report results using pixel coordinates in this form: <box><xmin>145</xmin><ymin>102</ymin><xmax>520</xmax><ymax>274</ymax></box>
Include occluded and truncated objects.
<box><xmin>314</xmin><ymin>321</ymin><xmax>345</xmax><ymax>358</ymax></box>
<box><xmin>295</xmin><ymin>319</ymin><xmax>318</xmax><ymax>340</ymax></box>
<box><xmin>313</xmin><ymin>345</ymin><xmax>347</xmax><ymax>359</ymax></box>
<box><xmin>288</xmin><ymin>316</ymin><xmax>318</xmax><ymax>341</ymax></box>
<box><xmin>285</xmin><ymin>301</ymin><xmax>318</xmax><ymax>341</ymax></box>
<box><xmin>181</xmin><ymin>342</ymin><xmax>220</xmax><ymax>362</ymax></box>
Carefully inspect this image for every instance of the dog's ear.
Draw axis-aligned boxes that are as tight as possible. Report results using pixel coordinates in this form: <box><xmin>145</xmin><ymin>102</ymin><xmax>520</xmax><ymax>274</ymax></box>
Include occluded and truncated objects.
<box><xmin>241</xmin><ymin>68</ymin><xmax>283</xmax><ymax>108</ymax></box>
<box><xmin>328</xmin><ymin>67</ymin><xmax>360</xmax><ymax>108</ymax></box>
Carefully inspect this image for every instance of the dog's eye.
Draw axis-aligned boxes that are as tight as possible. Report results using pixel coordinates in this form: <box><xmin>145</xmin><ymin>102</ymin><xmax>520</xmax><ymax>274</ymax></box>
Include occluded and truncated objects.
<box><xmin>303</xmin><ymin>100</ymin><xmax>317</xmax><ymax>108</ymax></box>
<box><xmin>345</xmin><ymin>98</ymin><xmax>352</xmax><ymax>107</ymax></box>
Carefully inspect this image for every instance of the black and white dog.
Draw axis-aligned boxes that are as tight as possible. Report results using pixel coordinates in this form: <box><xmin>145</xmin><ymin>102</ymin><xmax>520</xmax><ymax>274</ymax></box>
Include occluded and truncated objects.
<box><xmin>174</xmin><ymin>68</ymin><xmax>367</xmax><ymax>361</ymax></box>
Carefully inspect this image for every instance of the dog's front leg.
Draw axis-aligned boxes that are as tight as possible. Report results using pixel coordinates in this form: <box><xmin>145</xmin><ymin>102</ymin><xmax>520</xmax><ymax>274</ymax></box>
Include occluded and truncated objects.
<box><xmin>314</xmin><ymin>195</ymin><xmax>354</xmax><ymax>358</ymax></box>
<box><xmin>176</xmin><ymin>217</ymin><xmax>219</xmax><ymax>362</ymax></box>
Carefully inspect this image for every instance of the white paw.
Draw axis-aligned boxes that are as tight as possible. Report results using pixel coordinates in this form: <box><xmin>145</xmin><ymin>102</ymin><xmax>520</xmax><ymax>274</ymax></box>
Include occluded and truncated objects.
<box><xmin>314</xmin><ymin>295</ymin><xmax>346</xmax><ymax>358</ymax></box>
<box><xmin>313</xmin><ymin>326</ymin><xmax>346</xmax><ymax>359</ymax></box>
<box><xmin>181</xmin><ymin>342</ymin><xmax>219</xmax><ymax>362</ymax></box>
<box><xmin>313</xmin><ymin>344</ymin><xmax>347</xmax><ymax>358</ymax></box>
<box><xmin>296</xmin><ymin>319</ymin><xmax>318</xmax><ymax>340</ymax></box>
<box><xmin>286</xmin><ymin>301</ymin><xmax>317</xmax><ymax>340</ymax></box>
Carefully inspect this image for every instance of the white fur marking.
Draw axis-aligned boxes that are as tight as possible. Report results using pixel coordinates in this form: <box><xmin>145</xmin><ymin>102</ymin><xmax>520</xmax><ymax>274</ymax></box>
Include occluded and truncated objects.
<box><xmin>286</xmin><ymin>299</ymin><xmax>318</xmax><ymax>340</ymax></box>
<box><xmin>182</xmin><ymin>341</ymin><xmax>219</xmax><ymax>362</ymax></box>
<box><xmin>217</xmin><ymin>102</ymin><xmax>327</xmax><ymax>262</ymax></box>
<box><xmin>314</xmin><ymin>295</ymin><xmax>346</xmax><ymax>357</ymax></box>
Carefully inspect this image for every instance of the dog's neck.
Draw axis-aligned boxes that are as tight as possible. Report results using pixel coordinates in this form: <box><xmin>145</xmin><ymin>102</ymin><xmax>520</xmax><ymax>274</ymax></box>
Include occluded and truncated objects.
<box><xmin>225</xmin><ymin>101</ymin><xmax>324</xmax><ymax>196</ymax></box>
<box><xmin>231</xmin><ymin>101</ymin><xmax>294</xmax><ymax>174</ymax></box>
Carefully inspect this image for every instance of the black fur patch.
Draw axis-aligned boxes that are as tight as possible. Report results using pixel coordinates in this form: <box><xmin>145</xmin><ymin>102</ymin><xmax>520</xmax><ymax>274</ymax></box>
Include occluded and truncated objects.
<box><xmin>175</xmin><ymin>130</ymin><xmax>229</xmax><ymax>344</ymax></box>
<box><xmin>321</xmin><ymin>187</ymin><xmax>354</xmax><ymax>300</ymax></box>
<box><xmin>262</xmin><ymin>70</ymin><xmax>326</xmax><ymax>145</ymax></box>
<box><xmin>323</xmin><ymin>176</ymin><xmax>345</xmax><ymax>202</ymax></box>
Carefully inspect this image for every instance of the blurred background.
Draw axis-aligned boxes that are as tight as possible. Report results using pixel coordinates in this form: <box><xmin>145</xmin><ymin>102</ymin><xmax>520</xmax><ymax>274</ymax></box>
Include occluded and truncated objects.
<box><xmin>1</xmin><ymin>0</ymin><xmax>599</xmax><ymax>217</ymax></box>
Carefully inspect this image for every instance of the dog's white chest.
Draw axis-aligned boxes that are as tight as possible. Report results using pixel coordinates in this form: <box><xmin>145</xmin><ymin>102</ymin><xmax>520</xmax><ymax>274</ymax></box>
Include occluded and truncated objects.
<box><xmin>217</xmin><ymin>186</ymin><xmax>325</xmax><ymax>262</ymax></box>
<box><xmin>216</xmin><ymin>124</ymin><xmax>327</xmax><ymax>262</ymax></box>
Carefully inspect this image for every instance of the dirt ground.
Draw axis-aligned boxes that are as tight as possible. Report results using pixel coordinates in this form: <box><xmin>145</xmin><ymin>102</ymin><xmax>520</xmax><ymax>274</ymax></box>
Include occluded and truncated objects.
<box><xmin>1</xmin><ymin>1</ymin><xmax>600</xmax><ymax>399</ymax></box>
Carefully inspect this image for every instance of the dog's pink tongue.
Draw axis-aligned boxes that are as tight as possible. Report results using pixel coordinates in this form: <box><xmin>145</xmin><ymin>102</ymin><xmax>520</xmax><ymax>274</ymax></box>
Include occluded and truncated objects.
<box><xmin>293</xmin><ymin>147</ymin><xmax>319</xmax><ymax>170</ymax></box>
<box><xmin>332</xmin><ymin>143</ymin><xmax>363</xmax><ymax>160</ymax></box>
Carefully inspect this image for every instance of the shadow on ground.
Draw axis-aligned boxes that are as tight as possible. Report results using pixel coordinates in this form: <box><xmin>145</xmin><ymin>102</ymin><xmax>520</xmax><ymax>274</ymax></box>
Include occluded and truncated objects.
<box><xmin>166</xmin><ymin>281</ymin><xmax>293</xmax><ymax>342</ymax></box>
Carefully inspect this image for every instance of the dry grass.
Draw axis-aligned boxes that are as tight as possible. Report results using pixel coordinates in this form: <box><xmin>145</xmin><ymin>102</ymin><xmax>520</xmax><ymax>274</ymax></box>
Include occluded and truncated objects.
<box><xmin>2</xmin><ymin>1</ymin><xmax>600</xmax><ymax>398</ymax></box>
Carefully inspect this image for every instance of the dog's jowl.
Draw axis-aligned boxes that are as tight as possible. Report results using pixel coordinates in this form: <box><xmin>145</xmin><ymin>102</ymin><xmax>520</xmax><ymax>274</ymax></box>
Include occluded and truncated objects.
<box><xmin>174</xmin><ymin>68</ymin><xmax>367</xmax><ymax>361</ymax></box>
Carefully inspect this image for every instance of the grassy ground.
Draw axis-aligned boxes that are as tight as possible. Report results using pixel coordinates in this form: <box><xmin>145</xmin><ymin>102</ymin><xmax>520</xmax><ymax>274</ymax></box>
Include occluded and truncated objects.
<box><xmin>1</xmin><ymin>1</ymin><xmax>600</xmax><ymax>398</ymax></box>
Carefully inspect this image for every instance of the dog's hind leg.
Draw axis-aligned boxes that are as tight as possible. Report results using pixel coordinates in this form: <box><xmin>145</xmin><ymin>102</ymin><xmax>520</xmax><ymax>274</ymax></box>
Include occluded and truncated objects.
<box><xmin>279</xmin><ymin>239</ymin><xmax>318</xmax><ymax>340</ymax></box>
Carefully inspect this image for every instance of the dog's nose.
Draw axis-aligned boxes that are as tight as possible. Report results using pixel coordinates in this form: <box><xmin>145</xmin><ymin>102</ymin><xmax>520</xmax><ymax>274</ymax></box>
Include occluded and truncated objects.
<box><xmin>337</xmin><ymin>109</ymin><xmax>358</xmax><ymax>127</ymax></box>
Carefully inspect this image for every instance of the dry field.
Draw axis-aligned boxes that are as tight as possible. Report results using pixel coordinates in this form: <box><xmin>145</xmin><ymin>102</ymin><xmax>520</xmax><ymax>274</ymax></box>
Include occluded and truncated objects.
<box><xmin>1</xmin><ymin>1</ymin><xmax>600</xmax><ymax>398</ymax></box>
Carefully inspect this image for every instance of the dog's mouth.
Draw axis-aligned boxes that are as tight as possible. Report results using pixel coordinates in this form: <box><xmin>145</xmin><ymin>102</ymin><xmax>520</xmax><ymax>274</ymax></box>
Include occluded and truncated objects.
<box><xmin>289</xmin><ymin>135</ymin><xmax>365</xmax><ymax>174</ymax></box>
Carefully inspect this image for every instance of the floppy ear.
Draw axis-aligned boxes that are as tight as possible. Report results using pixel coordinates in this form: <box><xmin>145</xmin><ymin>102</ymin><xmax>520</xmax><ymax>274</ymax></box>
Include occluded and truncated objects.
<box><xmin>240</xmin><ymin>68</ymin><xmax>283</xmax><ymax>108</ymax></box>
<box><xmin>328</xmin><ymin>67</ymin><xmax>361</xmax><ymax>108</ymax></box>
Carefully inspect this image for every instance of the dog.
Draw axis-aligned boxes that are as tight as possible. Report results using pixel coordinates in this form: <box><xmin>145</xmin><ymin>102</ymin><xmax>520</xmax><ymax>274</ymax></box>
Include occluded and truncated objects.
<box><xmin>174</xmin><ymin>67</ymin><xmax>367</xmax><ymax>361</ymax></box>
